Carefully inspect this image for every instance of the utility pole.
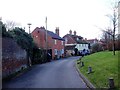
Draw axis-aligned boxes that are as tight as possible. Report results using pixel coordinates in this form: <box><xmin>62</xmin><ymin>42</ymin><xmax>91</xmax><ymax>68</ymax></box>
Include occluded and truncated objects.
<box><xmin>27</xmin><ymin>23</ymin><xmax>32</xmax><ymax>34</ymax></box>
<box><xmin>0</xmin><ymin>17</ymin><xmax>2</xmax><ymax>21</ymax></box>
<box><xmin>45</xmin><ymin>17</ymin><xmax>48</xmax><ymax>60</ymax></box>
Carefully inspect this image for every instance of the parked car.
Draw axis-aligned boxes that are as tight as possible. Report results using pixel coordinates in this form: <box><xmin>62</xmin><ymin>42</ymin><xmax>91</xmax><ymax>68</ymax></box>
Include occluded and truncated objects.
<box><xmin>79</xmin><ymin>49</ymin><xmax>90</xmax><ymax>56</ymax></box>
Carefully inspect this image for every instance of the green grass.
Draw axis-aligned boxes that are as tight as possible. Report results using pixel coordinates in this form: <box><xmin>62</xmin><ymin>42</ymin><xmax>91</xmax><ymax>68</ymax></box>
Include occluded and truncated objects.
<box><xmin>77</xmin><ymin>51</ymin><xmax>119</xmax><ymax>89</ymax></box>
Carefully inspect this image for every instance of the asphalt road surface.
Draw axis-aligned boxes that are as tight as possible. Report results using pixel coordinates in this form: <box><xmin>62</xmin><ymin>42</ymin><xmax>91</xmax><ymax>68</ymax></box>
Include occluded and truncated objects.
<box><xmin>3</xmin><ymin>56</ymin><xmax>88</xmax><ymax>88</ymax></box>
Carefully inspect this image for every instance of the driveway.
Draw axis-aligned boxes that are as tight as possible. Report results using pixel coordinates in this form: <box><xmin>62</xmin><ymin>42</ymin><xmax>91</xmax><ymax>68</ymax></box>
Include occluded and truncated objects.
<box><xmin>3</xmin><ymin>56</ymin><xmax>88</xmax><ymax>88</ymax></box>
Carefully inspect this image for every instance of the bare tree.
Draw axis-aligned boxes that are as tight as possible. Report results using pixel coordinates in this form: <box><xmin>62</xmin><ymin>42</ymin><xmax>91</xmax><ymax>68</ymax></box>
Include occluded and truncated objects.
<box><xmin>97</xmin><ymin>1</ymin><xmax>118</xmax><ymax>55</ymax></box>
<box><xmin>101</xmin><ymin>28</ymin><xmax>113</xmax><ymax>49</ymax></box>
<box><xmin>105</xmin><ymin>1</ymin><xmax>118</xmax><ymax>55</ymax></box>
<box><xmin>106</xmin><ymin>2</ymin><xmax>118</xmax><ymax>55</ymax></box>
<box><xmin>5</xmin><ymin>20</ymin><xmax>17</xmax><ymax>30</ymax></box>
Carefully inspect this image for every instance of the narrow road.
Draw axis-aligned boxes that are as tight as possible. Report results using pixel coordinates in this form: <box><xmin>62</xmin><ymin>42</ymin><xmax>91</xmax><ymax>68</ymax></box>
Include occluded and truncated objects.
<box><xmin>3</xmin><ymin>56</ymin><xmax>88</xmax><ymax>88</ymax></box>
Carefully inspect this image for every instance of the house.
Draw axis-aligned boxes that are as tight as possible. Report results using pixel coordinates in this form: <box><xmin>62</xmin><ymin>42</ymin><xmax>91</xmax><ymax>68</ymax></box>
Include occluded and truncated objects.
<box><xmin>63</xmin><ymin>30</ymin><xmax>89</xmax><ymax>56</ymax></box>
<box><xmin>31</xmin><ymin>26</ymin><xmax>65</xmax><ymax>60</ymax></box>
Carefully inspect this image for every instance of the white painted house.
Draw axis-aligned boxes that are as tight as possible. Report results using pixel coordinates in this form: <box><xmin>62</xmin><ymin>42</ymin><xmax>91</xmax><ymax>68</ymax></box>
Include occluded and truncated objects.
<box><xmin>63</xmin><ymin>30</ymin><xmax>89</xmax><ymax>56</ymax></box>
<box><xmin>75</xmin><ymin>43</ymin><xmax>89</xmax><ymax>51</ymax></box>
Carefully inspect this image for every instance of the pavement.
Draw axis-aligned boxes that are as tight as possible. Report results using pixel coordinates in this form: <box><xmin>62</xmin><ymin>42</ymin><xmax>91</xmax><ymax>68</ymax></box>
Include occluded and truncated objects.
<box><xmin>3</xmin><ymin>56</ymin><xmax>90</xmax><ymax>88</ymax></box>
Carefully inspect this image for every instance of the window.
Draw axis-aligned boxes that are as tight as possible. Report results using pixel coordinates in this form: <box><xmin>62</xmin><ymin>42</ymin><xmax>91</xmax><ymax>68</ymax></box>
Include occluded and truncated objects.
<box><xmin>76</xmin><ymin>38</ymin><xmax>79</xmax><ymax>41</ymax></box>
<box><xmin>55</xmin><ymin>40</ymin><xmax>57</xmax><ymax>45</ymax></box>
<box><xmin>61</xmin><ymin>41</ymin><xmax>64</xmax><ymax>45</ymax></box>
<box><xmin>82</xmin><ymin>44</ymin><xmax>84</xmax><ymax>47</ymax></box>
<box><xmin>54</xmin><ymin>49</ymin><xmax>57</xmax><ymax>55</ymax></box>
<box><xmin>61</xmin><ymin>49</ymin><xmax>64</xmax><ymax>54</ymax></box>
<box><xmin>65</xmin><ymin>38</ymin><xmax>68</xmax><ymax>44</ymax></box>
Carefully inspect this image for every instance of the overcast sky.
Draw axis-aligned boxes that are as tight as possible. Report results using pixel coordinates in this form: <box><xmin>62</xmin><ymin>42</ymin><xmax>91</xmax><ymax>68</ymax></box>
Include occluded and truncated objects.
<box><xmin>0</xmin><ymin>0</ymin><xmax>117</xmax><ymax>39</ymax></box>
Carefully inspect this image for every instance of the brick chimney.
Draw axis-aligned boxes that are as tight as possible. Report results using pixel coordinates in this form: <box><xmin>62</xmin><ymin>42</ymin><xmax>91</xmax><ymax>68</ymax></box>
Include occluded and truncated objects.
<box><xmin>74</xmin><ymin>31</ymin><xmax>76</xmax><ymax>35</ymax></box>
<box><xmin>55</xmin><ymin>27</ymin><xmax>59</xmax><ymax>36</ymax></box>
<box><xmin>69</xmin><ymin>30</ymin><xmax>72</xmax><ymax>35</ymax></box>
<box><xmin>40</xmin><ymin>26</ymin><xmax>45</xmax><ymax>29</ymax></box>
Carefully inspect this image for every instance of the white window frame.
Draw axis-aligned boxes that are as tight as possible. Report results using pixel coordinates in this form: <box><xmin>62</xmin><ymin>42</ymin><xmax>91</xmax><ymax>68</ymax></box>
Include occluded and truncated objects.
<box><xmin>61</xmin><ymin>49</ymin><xmax>64</xmax><ymax>54</ymax></box>
<box><xmin>54</xmin><ymin>49</ymin><xmax>57</xmax><ymax>55</ymax></box>
<box><xmin>61</xmin><ymin>41</ymin><xmax>64</xmax><ymax>45</ymax></box>
<box><xmin>55</xmin><ymin>40</ymin><xmax>57</xmax><ymax>45</ymax></box>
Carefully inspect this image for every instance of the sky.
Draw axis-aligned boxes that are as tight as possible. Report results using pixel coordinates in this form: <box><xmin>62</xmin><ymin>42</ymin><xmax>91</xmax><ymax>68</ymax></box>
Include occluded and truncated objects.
<box><xmin>0</xmin><ymin>0</ymin><xmax>117</xmax><ymax>39</ymax></box>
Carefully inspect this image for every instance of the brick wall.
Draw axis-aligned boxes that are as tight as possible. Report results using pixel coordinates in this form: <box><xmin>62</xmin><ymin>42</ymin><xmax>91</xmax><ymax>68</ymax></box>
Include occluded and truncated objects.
<box><xmin>2</xmin><ymin>38</ymin><xmax>27</xmax><ymax>78</ymax></box>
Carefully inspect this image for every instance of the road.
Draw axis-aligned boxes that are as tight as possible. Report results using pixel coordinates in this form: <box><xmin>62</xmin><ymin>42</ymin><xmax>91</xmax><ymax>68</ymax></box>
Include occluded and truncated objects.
<box><xmin>3</xmin><ymin>56</ymin><xmax>88</xmax><ymax>88</ymax></box>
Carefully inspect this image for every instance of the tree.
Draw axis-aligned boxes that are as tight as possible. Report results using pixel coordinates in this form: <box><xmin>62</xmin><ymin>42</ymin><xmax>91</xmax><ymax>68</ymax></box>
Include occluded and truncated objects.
<box><xmin>0</xmin><ymin>20</ymin><xmax>12</xmax><ymax>38</ymax></box>
<box><xmin>8</xmin><ymin>27</ymin><xmax>36</xmax><ymax>65</ymax></box>
<box><xmin>101</xmin><ymin>28</ymin><xmax>113</xmax><ymax>49</ymax></box>
<box><xmin>91</xmin><ymin>43</ymin><xmax>103</xmax><ymax>53</ymax></box>
<box><xmin>101</xmin><ymin>1</ymin><xmax>118</xmax><ymax>55</ymax></box>
<box><xmin>5</xmin><ymin>20</ymin><xmax>19</xmax><ymax>30</ymax></box>
<box><xmin>106</xmin><ymin>2</ymin><xmax>118</xmax><ymax>55</ymax></box>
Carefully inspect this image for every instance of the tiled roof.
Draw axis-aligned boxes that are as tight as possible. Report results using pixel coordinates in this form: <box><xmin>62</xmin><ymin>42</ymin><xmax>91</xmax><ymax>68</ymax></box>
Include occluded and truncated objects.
<box><xmin>32</xmin><ymin>27</ymin><xmax>65</xmax><ymax>41</ymax></box>
<box><xmin>47</xmin><ymin>30</ymin><xmax>65</xmax><ymax>41</ymax></box>
<box><xmin>66</xmin><ymin>34</ymin><xmax>88</xmax><ymax>44</ymax></box>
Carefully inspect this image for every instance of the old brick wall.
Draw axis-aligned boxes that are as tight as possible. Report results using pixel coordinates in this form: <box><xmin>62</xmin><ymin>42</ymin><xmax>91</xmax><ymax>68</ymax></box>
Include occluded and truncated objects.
<box><xmin>2</xmin><ymin>38</ymin><xmax>27</xmax><ymax>78</ymax></box>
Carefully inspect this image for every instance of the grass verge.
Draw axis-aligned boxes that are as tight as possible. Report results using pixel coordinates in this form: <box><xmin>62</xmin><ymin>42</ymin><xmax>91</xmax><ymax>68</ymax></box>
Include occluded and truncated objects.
<box><xmin>77</xmin><ymin>51</ymin><xmax>119</xmax><ymax>89</ymax></box>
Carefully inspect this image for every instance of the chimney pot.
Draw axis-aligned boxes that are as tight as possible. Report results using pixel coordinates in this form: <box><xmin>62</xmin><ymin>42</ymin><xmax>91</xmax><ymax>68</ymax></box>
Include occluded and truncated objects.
<box><xmin>69</xmin><ymin>30</ymin><xmax>72</xmax><ymax>35</ymax></box>
<box><xmin>55</xmin><ymin>27</ymin><xmax>59</xmax><ymax>36</ymax></box>
<box><xmin>74</xmin><ymin>31</ymin><xmax>76</xmax><ymax>35</ymax></box>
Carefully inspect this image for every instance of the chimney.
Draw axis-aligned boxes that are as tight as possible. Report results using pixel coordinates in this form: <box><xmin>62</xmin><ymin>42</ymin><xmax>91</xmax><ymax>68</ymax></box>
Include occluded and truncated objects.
<box><xmin>85</xmin><ymin>38</ymin><xmax>87</xmax><ymax>41</ymax></box>
<box><xmin>69</xmin><ymin>30</ymin><xmax>72</xmax><ymax>35</ymax></box>
<box><xmin>74</xmin><ymin>31</ymin><xmax>76</xmax><ymax>35</ymax></box>
<box><xmin>40</xmin><ymin>26</ymin><xmax>45</xmax><ymax>29</ymax></box>
<box><xmin>55</xmin><ymin>27</ymin><xmax>59</xmax><ymax>36</ymax></box>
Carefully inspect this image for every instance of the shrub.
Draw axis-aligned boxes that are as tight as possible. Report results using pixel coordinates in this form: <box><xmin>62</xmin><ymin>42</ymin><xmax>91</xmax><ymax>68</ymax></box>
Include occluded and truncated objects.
<box><xmin>91</xmin><ymin>43</ymin><xmax>103</xmax><ymax>53</ymax></box>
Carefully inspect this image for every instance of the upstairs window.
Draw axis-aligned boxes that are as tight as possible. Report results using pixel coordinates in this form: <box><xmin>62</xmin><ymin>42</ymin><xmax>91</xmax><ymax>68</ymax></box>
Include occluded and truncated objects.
<box><xmin>55</xmin><ymin>40</ymin><xmax>57</xmax><ymax>45</ymax></box>
<box><xmin>61</xmin><ymin>41</ymin><xmax>64</xmax><ymax>45</ymax></box>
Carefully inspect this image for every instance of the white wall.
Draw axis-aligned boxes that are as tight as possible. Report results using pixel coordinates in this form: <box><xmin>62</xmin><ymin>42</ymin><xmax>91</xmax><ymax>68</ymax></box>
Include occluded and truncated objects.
<box><xmin>75</xmin><ymin>44</ymin><xmax>89</xmax><ymax>51</ymax></box>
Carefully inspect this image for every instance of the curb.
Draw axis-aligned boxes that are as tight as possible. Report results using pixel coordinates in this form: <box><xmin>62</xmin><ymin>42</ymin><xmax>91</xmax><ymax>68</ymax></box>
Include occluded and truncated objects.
<box><xmin>75</xmin><ymin>62</ymin><xmax>96</xmax><ymax>90</ymax></box>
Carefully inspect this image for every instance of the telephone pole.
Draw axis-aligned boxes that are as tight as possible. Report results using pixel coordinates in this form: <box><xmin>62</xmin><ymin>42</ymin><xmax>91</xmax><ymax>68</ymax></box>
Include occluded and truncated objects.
<box><xmin>27</xmin><ymin>23</ymin><xmax>32</xmax><ymax>34</ymax></box>
<box><xmin>45</xmin><ymin>17</ymin><xmax>48</xmax><ymax>58</ymax></box>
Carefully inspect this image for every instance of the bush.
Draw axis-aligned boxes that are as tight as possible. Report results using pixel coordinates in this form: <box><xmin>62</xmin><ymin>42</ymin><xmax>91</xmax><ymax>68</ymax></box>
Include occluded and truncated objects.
<box><xmin>32</xmin><ymin>48</ymin><xmax>47</xmax><ymax>64</ymax></box>
<box><xmin>91</xmin><ymin>43</ymin><xmax>103</xmax><ymax>53</ymax></box>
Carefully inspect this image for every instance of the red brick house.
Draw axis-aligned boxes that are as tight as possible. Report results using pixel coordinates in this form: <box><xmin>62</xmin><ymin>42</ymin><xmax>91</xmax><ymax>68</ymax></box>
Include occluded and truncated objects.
<box><xmin>31</xmin><ymin>26</ymin><xmax>65</xmax><ymax>59</ymax></box>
